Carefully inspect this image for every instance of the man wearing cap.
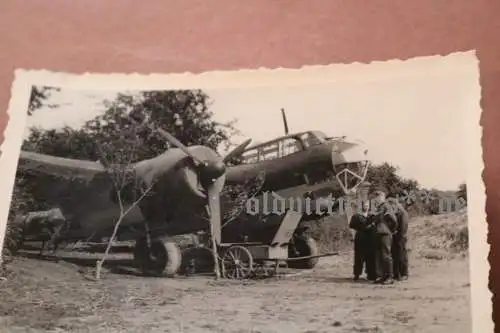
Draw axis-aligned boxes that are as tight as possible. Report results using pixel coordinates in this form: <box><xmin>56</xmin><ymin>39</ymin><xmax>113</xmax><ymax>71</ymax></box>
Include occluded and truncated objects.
<box><xmin>371</xmin><ymin>190</ymin><xmax>398</xmax><ymax>285</ymax></box>
<box><xmin>392</xmin><ymin>199</ymin><xmax>409</xmax><ymax>281</ymax></box>
<box><xmin>349</xmin><ymin>200</ymin><xmax>377</xmax><ymax>281</ymax></box>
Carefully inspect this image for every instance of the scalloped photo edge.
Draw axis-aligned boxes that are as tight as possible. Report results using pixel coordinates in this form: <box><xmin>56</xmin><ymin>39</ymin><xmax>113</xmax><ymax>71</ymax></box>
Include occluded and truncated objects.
<box><xmin>0</xmin><ymin>50</ymin><xmax>490</xmax><ymax>332</ymax></box>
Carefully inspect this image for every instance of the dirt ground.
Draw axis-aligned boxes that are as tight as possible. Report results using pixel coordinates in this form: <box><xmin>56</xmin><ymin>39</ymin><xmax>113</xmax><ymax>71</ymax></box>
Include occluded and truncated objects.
<box><xmin>0</xmin><ymin>212</ymin><xmax>471</xmax><ymax>333</ymax></box>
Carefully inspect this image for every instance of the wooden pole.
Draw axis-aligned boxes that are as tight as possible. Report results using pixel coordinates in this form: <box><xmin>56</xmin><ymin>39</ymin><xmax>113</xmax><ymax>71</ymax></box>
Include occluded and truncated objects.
<box><xmin>206</xmin><ymin>206</ymin><xmax>221</xmax><ymax>280</ymax></box>
<box><xmin>211</xmin><ymin>233</ymin><xmax>221</xmax><ymax>280</ymax></box>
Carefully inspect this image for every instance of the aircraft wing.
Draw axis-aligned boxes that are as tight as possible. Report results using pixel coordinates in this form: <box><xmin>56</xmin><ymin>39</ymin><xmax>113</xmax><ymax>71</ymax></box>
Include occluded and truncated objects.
<box><xmin>18</xmin><ymin>151</ymin><xmax>107</xmax><ymax>182</ymax></box>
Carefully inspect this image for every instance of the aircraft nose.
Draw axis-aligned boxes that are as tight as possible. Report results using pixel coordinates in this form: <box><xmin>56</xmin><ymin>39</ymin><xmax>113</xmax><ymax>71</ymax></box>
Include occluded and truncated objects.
<box><xmin>331</xmin><ymin>142</ymin><xmax>370</xmax><ymax>193</ymax></box>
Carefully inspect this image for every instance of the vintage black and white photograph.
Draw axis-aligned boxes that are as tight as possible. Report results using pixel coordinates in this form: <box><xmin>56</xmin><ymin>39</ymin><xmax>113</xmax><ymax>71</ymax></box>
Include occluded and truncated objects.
<box><xmin>0</xmin><ymin>52</ymin><xmax>489</xmax><ymax>332</ymax></box>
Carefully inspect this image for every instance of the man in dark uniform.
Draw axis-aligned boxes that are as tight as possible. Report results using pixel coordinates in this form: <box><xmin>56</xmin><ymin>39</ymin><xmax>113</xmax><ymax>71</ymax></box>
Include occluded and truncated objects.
<box><xmin>371</xmin><ymin>190</ymin><xmax>398</xmax><ymax>285</ymax></box>
<box><xmin>349</xmin><ymin>200</ymin><xmax>377</xmax><ymax>281</ymax></box>
<box><xmin>392</xmin><ymin>200</ymin><xmax>409</xmax><ymax>280</ymax></box>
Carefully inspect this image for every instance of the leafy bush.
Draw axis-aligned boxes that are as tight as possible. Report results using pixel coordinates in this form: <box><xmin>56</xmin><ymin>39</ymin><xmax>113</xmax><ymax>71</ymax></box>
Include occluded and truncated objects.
<box><xmin>304</xmin><ymin>215</ymin><xmax>351</xmax><ymax>253</ymax></box>
<box><xmin>365</xmin><ymin>162</ymin><xmax>466</xmax><ymax>216</ymax></box>
<box><xmin>2</xmin><ymin>178</ymin><xmax>33</xmax><ymax>263</ymax></box>
<box><xmin>450</xmin><ymin>226</ymin><xmax>469</xmax><ymax>252</ymax></box>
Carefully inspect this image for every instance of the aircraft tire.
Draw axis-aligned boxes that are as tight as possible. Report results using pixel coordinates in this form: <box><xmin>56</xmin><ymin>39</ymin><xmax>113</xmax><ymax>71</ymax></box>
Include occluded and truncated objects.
<box><xmin>134</xmin><ymin>237</ymin><xmax>182</xmax><ymax>277</ymax></box>
<box><xmin>288</xmin><ymin>236</ymin><xmax>319</xmax><ymax>269</ymax></box>
<box><xmin>179</xmin><ymin>247</ymin><xmax>215</xmax><ymax>275</ymax></box>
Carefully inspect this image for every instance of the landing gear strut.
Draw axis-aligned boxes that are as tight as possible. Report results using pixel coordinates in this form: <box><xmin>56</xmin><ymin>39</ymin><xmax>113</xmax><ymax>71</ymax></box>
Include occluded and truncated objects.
<box><xmin>288</xmin><ymin>235</ymin><xmax>319</xmax><ymax>269</ymax></box>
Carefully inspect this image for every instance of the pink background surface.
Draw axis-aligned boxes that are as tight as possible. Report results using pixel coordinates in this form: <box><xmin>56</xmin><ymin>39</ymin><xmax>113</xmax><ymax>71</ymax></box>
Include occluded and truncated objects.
<box><xmin>1</xmin><ymin>1</ymin><xmax>499</xmax><ymax>329</ymax></box>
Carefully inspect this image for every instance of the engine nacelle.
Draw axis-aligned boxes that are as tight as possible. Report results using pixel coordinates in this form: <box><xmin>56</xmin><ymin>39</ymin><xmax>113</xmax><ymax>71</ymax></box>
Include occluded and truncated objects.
<box><xmin>132</xmin><ymin>145</ymin><xmax>225</xmax><ymax>227</ymax></box>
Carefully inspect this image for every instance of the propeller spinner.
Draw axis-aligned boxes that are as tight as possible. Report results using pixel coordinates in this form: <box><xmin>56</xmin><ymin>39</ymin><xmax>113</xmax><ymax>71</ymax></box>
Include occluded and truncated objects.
<box><xmin>197</xmin><ymin>138</ymin><xmax>252</xmax><ymax>188</ymax></box>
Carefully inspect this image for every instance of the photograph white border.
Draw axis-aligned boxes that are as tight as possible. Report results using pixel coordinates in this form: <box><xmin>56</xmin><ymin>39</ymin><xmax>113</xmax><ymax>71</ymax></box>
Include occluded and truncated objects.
<box><xmin>0</xmin><ymin>50</ymin><xmax>491</xmax><ymax>332</ymax></box>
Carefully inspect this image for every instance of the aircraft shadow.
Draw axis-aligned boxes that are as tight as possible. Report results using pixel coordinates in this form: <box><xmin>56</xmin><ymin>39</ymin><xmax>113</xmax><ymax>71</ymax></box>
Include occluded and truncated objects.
<box><xmin>16</xmin><ymin>248</ymin><xmax>214</xmax><ymax>279</ymax></box>
<box><xmin>17</xmin><ymin>246</ymin><xmax>314</xmax><ymax>281</ymax></box>
<box><xmin>17</xmin><ymin>250</ymin><xmax>146</xmax><ymax>277</ymax></box>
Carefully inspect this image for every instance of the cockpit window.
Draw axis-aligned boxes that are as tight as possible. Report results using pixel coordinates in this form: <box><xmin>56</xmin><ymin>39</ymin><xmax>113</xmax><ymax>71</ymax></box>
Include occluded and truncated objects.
<box><xmin>311</xmin><ymin>131</ymin><xmax>328</xmax><ymax>142</ymax></box>
<box><xmin>240</xmin><ymin>131</ymin><xmax>329</xmax><ymax>164</ymax></box>
<box><xmin>299</xmin><ymin>132</ymin><xmax>325</xmax><ymax>148</ymax></box>
<box><xmin>260</xmin><ymin>143</ymin><xmax>279</xmax><ymax>161</ymax></box>
<box><xmin>241</xmin><ymin>137</ymin><xmax>304</xmax><ymax>164</ymax></box>
<box><xmin>241</xmin><ymin>149</ymin><xmax>259</xmax><ymax>163</ymax></box>
<box><xmin>279</xmin><ymin>138</ymin><xmax>301</xmax><ymax>157</ymax></box>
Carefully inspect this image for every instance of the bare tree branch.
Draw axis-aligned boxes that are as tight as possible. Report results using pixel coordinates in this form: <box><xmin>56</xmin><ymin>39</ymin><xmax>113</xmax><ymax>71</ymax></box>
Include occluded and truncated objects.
<box><xmin>93</xmin><ymin>126</ymin><xmax>156</xmax><ymax>280</ymax></box>
<box><xmin>95</xmin><ymin>182</ymin><xmax>154</xmax><ymax>280</ymax></box>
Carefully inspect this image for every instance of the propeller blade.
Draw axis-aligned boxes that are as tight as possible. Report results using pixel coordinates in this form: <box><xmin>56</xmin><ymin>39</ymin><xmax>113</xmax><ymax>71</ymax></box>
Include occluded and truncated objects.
<box><xmin>127</xmin><ymin>115</ymin><xmax>204</xmax><ymax>165</ymax></box>
<box><xmin>154</xmin><ymin>128</ymin><xmax>205</xmax><ymax>165</ymax></box>
<box><xmin>222</xmin><ymin>139</ymin><xmax>252</xmax><ymax>163</ymax></box>
<box><xmin>207</xmin><ymin>183</ymin><xmax>222</xmax><ymax>244</ymax></box>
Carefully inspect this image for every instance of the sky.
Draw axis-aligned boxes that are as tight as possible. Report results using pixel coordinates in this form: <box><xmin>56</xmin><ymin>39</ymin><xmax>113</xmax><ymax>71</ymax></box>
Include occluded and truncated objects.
<box><xmin>25</xmin><ymin>69</ymin><xmax>473</xmax><ymax>191</ymax></box>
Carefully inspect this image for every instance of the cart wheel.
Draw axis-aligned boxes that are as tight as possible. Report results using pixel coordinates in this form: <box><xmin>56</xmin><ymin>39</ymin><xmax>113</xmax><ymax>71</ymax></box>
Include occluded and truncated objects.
<box><xmin>221</xmin><ymin>245</ymin><xmax>254</xmax><ymax>279</ymax></box>
<box><xmin>134</xmin><ymin>237</ymin><xmax>182</xmax><ymax>277</ymax></box>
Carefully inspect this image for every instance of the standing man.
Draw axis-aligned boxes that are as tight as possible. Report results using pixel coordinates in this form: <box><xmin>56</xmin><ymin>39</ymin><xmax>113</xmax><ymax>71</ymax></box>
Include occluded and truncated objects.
<box><xmin>392</xmin><ymin>199</ymin><xmax>409</xmax><ymax>281</ymax></box>
<box><xmin>371</xmin><ymin>190</ymin><xmax>398</xmax><ymax>285</ymax></box>
<box><xmin>349</xmin><ymin>200</ymin><xmax>377</xmax><ymax>281</ymax></box>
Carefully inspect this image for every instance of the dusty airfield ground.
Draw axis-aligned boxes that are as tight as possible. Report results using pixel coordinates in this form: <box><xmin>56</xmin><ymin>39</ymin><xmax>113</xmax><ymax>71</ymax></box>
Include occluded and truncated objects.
<box><xmin>0</xmin><ymin>212</ymin><xmax>471</xmax><ymax>333</ymax></box>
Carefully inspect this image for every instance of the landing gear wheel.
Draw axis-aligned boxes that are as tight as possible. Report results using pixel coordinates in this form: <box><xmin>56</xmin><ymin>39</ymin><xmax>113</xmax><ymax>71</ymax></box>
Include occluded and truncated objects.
<box><xmin>180</xmin><ymin>247</ymin><xmax>214</xmax><ymax>276</ymax></box>
<box><xmin>134</xmin><ymin>237</ymin><xmax>182</xmax><ymax>277</ymax></box>
<box><xmin>221</xmin><ymin>245</ymin><xmax>254</xmax><ymax>279</ymax></box>
<box><xmin>288</xmin><ymin>236</ymin><xmax>319</xmax><ymax>269</ymax></box>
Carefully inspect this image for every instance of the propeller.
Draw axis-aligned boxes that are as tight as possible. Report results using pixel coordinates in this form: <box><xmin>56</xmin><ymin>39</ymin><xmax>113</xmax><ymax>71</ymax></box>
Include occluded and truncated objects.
<box><xmin>127</xmin><ymin>113</ymin><xmax>252</xmax><ymax>244</ymax></box>
<box><xmin>160</xmin><ymin>134</ymin><xmax>251</xmax><ymax>244</ymax></box>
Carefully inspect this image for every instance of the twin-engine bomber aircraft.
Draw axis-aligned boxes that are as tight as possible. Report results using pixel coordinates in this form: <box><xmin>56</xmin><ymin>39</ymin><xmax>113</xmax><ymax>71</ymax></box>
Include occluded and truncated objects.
<box><xmin>15</xmin><ymin>109</ymin><xmax>370</xmax><ymax>276</ymax></box>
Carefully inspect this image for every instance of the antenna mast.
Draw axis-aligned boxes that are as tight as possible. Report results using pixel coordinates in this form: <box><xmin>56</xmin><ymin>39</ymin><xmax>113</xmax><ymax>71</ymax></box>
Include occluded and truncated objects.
<box><xmin>281</xmin><ymin>108</ymin><xmax>289</xmax><ymax>135</ymax></box>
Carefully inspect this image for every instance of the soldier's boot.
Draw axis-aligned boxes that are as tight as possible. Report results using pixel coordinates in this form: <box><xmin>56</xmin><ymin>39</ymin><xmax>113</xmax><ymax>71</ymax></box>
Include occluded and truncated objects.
<box><xmin>380</xmin><ymin>278</ymin><xmax>395</xmax><ymax>285</ymax></box>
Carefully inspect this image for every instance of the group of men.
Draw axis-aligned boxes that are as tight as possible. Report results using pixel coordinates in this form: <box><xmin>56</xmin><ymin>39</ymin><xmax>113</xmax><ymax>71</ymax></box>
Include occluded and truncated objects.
<box><xmin>348</xmin><ymin>190</ymin><xmax>409</xmax><ymax>285</ymax></box>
